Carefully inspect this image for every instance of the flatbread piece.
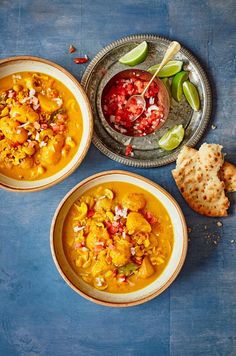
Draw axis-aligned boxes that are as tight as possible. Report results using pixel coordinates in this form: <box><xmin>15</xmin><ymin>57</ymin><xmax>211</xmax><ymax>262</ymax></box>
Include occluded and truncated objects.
<box><xmin>172</xmin><ymin>144</ymin><xmax>230</xmax><ymax>217</ymax></box>
<box><xmin>219</xmin><ymin>161</ymin><xmax>236</xmax><ymax>192</ymax></box>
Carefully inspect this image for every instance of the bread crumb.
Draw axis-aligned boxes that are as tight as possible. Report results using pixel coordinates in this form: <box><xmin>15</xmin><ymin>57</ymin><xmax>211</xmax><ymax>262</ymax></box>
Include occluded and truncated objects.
<box><xmin>211</xmin><ymin>124</ymin><xmax>217</xmax><ymax>130</ymax></box>
<box><xmin>216</xmin><ymin>221</ymin><xmax>223</xmax><ymax>227</ymax></box>
<box><xmin>230</xmin><ymin>240</ymin><xmax>235</xmax><ymax>244</ymax></box>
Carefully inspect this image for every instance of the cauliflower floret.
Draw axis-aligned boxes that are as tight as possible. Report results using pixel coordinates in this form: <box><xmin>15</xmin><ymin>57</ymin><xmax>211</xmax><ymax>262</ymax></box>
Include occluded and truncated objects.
<box><xmin>38</xmin><ymin>93</ymin><xmax>61</xmax><ymax>113</ymax></box>
<box><xmin>110</xmin><ymin>239</ymin><xmax>131</xmax><ymax>267</ymax></box>
<box><xmin>91</xmin><ymin>256</ymin><xmax>111</xmax><ymax>277</ymax></box>
<box><xmin>138</xmin><ymin>256</ymin><xmax>155</xmax><ymax>279</ymax></box>
<box><xmin>40</xmin><ymin>134</ymin><xmax>64</xmax><ymax>165</ymax></box>
<box><xmin>122</xmin><ymin>193</ymin><xmax>146</xmax><ymax>211</ymax></box>
<box><xmin>86</xmin><ymin>226</ymin><xmax>109</xmax><ymax>251</ymax></box>
<box><xmin>126</xmin><ymin>212</ymin><xmax>151</xmax><ymax>235</ymax></box>
<box><xmin>0</xmin><ymin>117</ymin><xmax>27</xmax><ymax>144</ymax></box>
<box><xmin>95</xmin><ymin>197</ymin><xmax>112</xmax><ymax>212</ymax></box>
<box><xmin>10</xmin><ymin>105</ymin><xmax>39</xmax><ymax>123</ymax></box>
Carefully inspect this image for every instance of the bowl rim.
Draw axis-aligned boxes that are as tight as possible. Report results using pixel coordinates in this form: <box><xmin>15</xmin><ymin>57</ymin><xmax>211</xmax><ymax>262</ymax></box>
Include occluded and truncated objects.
<box><xmin>50</xmin><ymin>170</ymin><xmax>188</xmax><ymax>307</ymax></box>
<box><xmin>0</xmin><ymin>55</ymin><xmax>93</xmax><ymax>192</ymax></box>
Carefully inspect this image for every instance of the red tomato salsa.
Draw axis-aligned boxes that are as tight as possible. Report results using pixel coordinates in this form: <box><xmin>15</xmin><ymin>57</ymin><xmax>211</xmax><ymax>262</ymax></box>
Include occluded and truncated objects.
<box><xmin>102</xmin><ymin>73</ymin><xmax>168</xmax><ymax>137</ymax></box>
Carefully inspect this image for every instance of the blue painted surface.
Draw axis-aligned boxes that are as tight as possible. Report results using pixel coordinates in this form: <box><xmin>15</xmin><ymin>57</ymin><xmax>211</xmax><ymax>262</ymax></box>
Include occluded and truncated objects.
<box><xmin>0</xmin><ymin>0</ymin><xmax>236</xmax><ymax>355</ymax></box>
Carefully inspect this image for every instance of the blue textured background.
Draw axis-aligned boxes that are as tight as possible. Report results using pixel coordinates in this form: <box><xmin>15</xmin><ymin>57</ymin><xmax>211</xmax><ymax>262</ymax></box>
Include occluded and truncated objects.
<box><xmin>0</xmin><ymin>1</ymin><xmax>236</xmax><ymax>355</ymax></box>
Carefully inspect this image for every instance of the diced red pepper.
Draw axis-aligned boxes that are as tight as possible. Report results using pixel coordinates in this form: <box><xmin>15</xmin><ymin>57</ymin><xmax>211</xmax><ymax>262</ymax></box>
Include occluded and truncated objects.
<box><xmin>106</xmin><ymin>256</ymin><xmax>112</xmax><ymax>264</ymax></box>
<box><xmin>87</xmin><ymin>209</ymin><xmax>95</xmax><ymax>218</ymax></box>
<box><xmin>74</xmin><ymin>242</ymin><xmax>84</xmax><ymax>249</ymax></box>
<box><xmin>41</xmin><ymin>123</ymin><xmax>48</xmax><ymax>130</ymax></box>
<box><xmin>94</xmin><ymin>245</ymin><xmax>104</xmax><ymax>253</ymax></box>
<box><xmin>143</xmin><ymin>211</ymin><xmax>158</xmax><ymax>225</ymax></box>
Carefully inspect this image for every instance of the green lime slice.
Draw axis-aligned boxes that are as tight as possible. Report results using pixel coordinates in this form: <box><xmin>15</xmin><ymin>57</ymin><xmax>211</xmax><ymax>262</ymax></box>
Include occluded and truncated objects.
<box><xmin>148</xmin><ymin>60</ymin><xmax>183</xmax><ymax>77</ymax></box>
<box><xmin>171</xmin><ymin>71</ymin><xmax>189</xmax><ymax>102</ymax></box>
<box><xmin>161</xmin><ymin>78</ymin><xmax>172</xmax><ymax>98</ymax></box>
<box><xmin>119</xmin><ymin>41</ymin><xmax>148</xmax><ymax>66</ymax></box>
<box><xmin>183</xmin><ymin>81</ymin><xmax>200</xmax><ymax>111</ymax></box>
<box><xmin>158</xmin><ymin>124</ymin><xmax>185</xmax><ymax>151</ymax></box>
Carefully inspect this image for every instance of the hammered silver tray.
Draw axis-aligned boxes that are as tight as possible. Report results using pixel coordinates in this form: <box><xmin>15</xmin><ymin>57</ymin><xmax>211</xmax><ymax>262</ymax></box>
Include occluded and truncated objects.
<box><xmin>81</xmin><ymin>34</ymin><xmax>212</xmax><ymax>168</ymax></box>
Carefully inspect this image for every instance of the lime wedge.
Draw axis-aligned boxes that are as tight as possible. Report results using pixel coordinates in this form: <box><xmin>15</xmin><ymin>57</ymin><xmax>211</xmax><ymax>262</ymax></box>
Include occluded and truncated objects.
<box><xmin>119</xmin><ymin>41</ymin><xmax>148</xmax><ymax>66</ymax></box>
<box><xmin>183</xmin><ymin>81</ymin><xmax>200</xmax><ymax>111</ymax></box>
<box><xmin>161</xmin><ymin>78</ymin><xmax>171</xmax><ymax>98</ymax></box>
<box><xmin>148</xmin><ymin>60</ymin><xmax>183</xmax><ymax>77</ymax></box>
<box><xmin>158</xmin><ymin>124</ymin><xmax>185</xmax><ymax>151</ymax></box>
<box><xmin>171</xmin><ymin>71</ymin><xmax>189</xmax><ymax>102</ymax></box>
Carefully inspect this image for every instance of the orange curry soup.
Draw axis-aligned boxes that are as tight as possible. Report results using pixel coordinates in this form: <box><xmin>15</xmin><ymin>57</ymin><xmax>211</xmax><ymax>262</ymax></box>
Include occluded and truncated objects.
<box><xmin>63</xmin><ymin>182</ymin><xmax>174</xmax><ymax>293</ymax></box>
<box><xmin>0</xmin><ymin>72</ymin><xmax>83</xmax><ymax>180</ymax></box>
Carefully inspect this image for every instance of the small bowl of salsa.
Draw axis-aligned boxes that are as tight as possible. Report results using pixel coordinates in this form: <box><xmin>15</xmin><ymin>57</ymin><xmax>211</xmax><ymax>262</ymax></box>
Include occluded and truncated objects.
<box><xmin>101</xmin><ymin>69</ymin><xmax>170</xmax><ymax>137</ymax></box>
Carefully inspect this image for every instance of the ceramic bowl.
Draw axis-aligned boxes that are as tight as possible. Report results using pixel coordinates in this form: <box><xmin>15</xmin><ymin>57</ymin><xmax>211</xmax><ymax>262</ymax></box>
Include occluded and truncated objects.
<box><xmin>51</xmin><ymin>170</ymin><xmax>188</xmax><ymax>307</ymax></box>
<box><xmin>0</xmin><ymin>56</ymin><xmax>93</xmax><ymax>192</ymax></box>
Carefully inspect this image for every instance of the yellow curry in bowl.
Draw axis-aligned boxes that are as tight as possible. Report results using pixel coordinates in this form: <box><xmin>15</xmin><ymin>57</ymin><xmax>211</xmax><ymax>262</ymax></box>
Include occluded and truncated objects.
<box><xmin>63</xmin><ymin>182</ymin><xmax>174</xmax><ymax>293</ymax></box>
<box><xmin>0</xmin><ymin>72</ymin><xmax>83</xmax><ymax>180</ymax></box>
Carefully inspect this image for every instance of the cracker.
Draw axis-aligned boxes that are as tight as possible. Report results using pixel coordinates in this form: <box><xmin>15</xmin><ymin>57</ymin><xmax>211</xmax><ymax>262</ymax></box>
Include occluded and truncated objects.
<box><xmin>172</xmin><ymin>144</ymin><xmax>230</xmax><ymax>217</ymax></box>
<box><xmin>219</xmin><ymin>161</ymin><xmax>236</xmax><ymax>192</ymax></box>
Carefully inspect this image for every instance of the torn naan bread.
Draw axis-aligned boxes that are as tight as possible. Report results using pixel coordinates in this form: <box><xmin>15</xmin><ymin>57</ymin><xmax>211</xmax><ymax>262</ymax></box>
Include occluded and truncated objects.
<box><xmin>219</xmin><ymin>161</ymin><xmax>236</xmax><ymax>193</ymax></box>
<box><xmin>172</xmin><ymin>144</ymin><xmax>230</xmax><ymax>217</ymax></box>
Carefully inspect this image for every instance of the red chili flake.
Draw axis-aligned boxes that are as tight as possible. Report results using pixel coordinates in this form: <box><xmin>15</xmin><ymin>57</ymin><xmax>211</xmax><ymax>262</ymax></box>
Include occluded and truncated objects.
<box><xmin>59</xmin><ymin>124</ymin><xmax>65</xmax><ymax>131</ymax></box>
<box><xmin>10</xmin><ymin>141</ymin><xmax>20</xmax><ymax>148</ymax></box>
<box><xmin>143</xmin><ymin>211</ymin><xmax>158</xmax><ymax>225</ymax></box>
<box><xmin>52</xmin><ymin>124</ymin><xmax>60</xmax><ymax>132</ymax></box>
<box><xmin>94</xmin><ymin>245</ymin><xmax>104</xmax><ymax>253</ymax></box>
<box><xmin>41</xmin><ymin>123</ymin><xmax>48</xmax><ymax>130</ymax></box>
<box><xmin>106</xmin><ymin>256</ymin><xmax>112</xmax><ymax>264</ymax></box>
<box><xmin>109</xmin><ymin>225</ymin><xmax>119</xmax><ymax>234</ymax></box>
<box><xmin>105</xmin><ymin>220</ymin><xmax>112</xmax><ymax>229</ymax></box>
<box><xmin>28</xmin><ymin>141</ymin><xmax>35</xmax><ymax>147</ymax></box>
<box><xmin>125</xmin><ymin>144</ymin><xmax>133</xmax><ymax>157</ymax></box>
<box><xmin>74</xmin><ymin>242</ymin><xmax>84</xmax><ymax>249</ymax></box>
<box><xmin>73</xmin><ymin>55</ymin><xmax>89</xmax><ymax>64</ymax></box>
<box><xmin>8</xmin><ymin>90</ymin><xmax>15</xmax><ymax>98</ymax></box>
<box><xmin>69</xmin><ymin>44</ymin><xmax>76</xmax><ymax>53</ymax></box>
<box><xmin>87</xmin><ymin>209</ymin><xmax>95</xmax><ymax>218</ymax></box>
<box><xmin>57</xmin><ymin>113</ymin><xmax>66</xmax><ymax>122</ymax></box>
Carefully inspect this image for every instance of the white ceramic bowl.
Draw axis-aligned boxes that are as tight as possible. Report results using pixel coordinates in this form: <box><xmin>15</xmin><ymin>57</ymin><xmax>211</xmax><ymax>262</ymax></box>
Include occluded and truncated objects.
<box><xmin>51</xmin><ymin>170</ymin><xmax>188</xmax><ymax>307</ymax></box>
<box><xmin>0</xmin><ymin>56</ymin><xmax>93</xmax><ymax>192</ymax></box>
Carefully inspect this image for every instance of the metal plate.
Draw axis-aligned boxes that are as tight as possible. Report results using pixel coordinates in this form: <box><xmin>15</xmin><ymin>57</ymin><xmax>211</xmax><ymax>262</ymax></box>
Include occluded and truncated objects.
<box><xmin>81</xmin><ymin>34</ymin><xmax>212</xmax><ymax>168</ymax></box>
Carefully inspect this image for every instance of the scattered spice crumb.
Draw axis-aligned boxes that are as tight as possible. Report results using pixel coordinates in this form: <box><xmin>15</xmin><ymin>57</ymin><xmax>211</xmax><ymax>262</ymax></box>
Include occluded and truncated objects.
<box><xmin>230</xmin><ymin>240</ymin><xmax>235</xmax><ymax>244</ymax></box>
<box><xmin>204</xmin><ymin>225</ymin><xmax>207</xmax><ymax>230</ymax></box>
<box><xmin>69</xmin><ymin>44</ymin><xmax>76</xmax><ymax>53</ymax></box>
<box><xmin>211</xmin><ymin>124</ymin><xmax>217</xmax><ymax>130</ymax></box>
<box><xmin>204</xmin><ymin>232</ymin><xmax>221</xmax><ymax>246</ymax></box>
<box><xmin>188</xmin><ymin>238</ymin><xmax>191</xmax><ymax>242</ymax></box>
<box><xmin>216</xmin><ymin>221</ymin><xmax>223</xmax><ymax>227</ymax></box>
<box><xmin>188</xmin><ymin>227</ymin><xmax>192</xmax><ymax>233</ymax></box>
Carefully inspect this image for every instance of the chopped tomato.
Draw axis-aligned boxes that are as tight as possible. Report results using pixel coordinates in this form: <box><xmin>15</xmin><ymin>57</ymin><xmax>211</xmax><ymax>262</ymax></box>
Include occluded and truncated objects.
<box><xmin>102</xmin><ymin>74</ymin><xmax>167</xmax><ymax>136</ymax></box>
<box><xmin>125</xmin><ymin>144</ymin><xmax>133</xmax><ymax>157</ymax></box>
<box><xmin>87</xmin><ymin>209</ymin><xmax>95</xmax><ymax>218</ymax></box>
